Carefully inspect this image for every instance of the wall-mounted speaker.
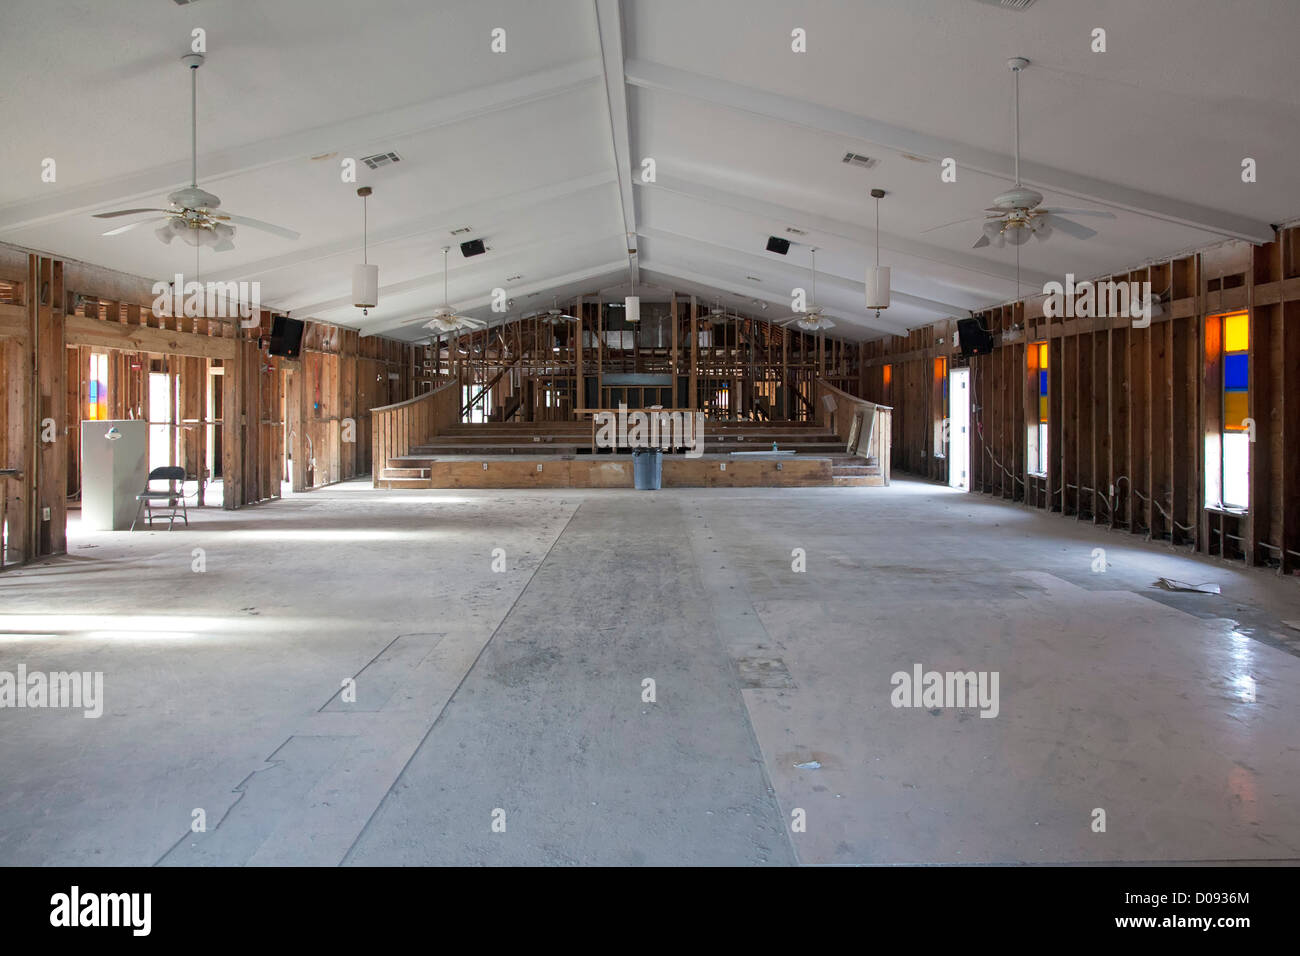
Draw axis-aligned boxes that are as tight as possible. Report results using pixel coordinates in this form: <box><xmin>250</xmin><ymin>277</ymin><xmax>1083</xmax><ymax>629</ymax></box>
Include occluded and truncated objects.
<box><xmin>766</xmin><ymin>236</ymin><xmax>791</xmax><ymax>255</ymax></box>
<box><xmin>460</xmin><ymin>238</ymin><xmax>486</xmax><ymax>257</ymax></box>
<box><xmin>268</xmin><ymin>316</ymin><xmax>305</xmax><ymax>358</ymax></box>
<box><xmin>956</xmin><ymin>317</ymin><xmax>994</xmax><ymax>357</ymax></box>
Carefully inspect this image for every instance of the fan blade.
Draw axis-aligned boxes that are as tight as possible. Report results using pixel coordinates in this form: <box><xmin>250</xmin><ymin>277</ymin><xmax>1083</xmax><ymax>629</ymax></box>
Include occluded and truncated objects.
<box><xmin>101</xmin><ymin>217</ymin><xmax>169</xmax><ymax>237</ymax></box>
<box><xmin>93</xmin><ymin>208</ymin><xmax>170</xmax><ymax>219</ymax></box>
<box><xmin>972</xmin><ymin>234</ymin><xmax>991</xmax><ymax>249</ymax></box>
<box><xmin>1042</xmin><ymin>215</ymin><xmax>1097</xmax><ymax>240</ymax></box>
<box><xmin>1040</xmin><ymin>208</ymin><xmax>1116</xmax><ymax>219</ymax></box>
<box><xmin>221</xmin><ymin>214</ymin><xmax>300</xmax><ymax>240</ymax></box>
<box><xmin>920</xmin><ymin>214</ymin><xmax>987</xmax><ymax>234</ymax></box>
<box><xmin>213</xmin><ymin>238</ymin><xmax>236</xmax><ymax>252</ymax></box>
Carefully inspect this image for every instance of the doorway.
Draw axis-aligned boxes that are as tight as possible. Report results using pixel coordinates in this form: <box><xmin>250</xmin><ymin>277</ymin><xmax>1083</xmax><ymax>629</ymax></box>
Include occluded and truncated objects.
<box><xmin>948</xmin><ymin>367</ymin><xmax>970</xmax><ymax>491</ymax></box>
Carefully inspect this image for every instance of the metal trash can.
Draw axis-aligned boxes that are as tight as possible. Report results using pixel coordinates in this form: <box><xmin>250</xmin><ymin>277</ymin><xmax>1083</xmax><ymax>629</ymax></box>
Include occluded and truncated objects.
<box><xmin>632</xmin><ymin>447</ymin><xmax>663</xmax><ymax>490</ymax></box>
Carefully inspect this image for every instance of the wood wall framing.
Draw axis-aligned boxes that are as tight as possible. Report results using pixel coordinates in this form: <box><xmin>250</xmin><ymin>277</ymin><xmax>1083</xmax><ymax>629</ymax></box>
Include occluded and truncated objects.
<box><xmin>855</xmin><ymin>226</ymin><xmax>1300</xmax><ymax>575</ymax></box>
<box><xmin>0</xmin><ymin>250</ymin><xmax>418</xmax><ymax>567</ymax></box>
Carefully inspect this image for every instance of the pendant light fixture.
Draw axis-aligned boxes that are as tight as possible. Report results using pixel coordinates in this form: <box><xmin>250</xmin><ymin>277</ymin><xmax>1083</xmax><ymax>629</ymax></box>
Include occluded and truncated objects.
<box><xmin>625</xmin><ymin>268</ymin><xmax>641</xmax><ymax>323</ymax></box>
<box><xmin>865</xmin><ymin>187</ymin><xmax>890</xmax><ymax>315</ymax></box>
<box><xmin>352</xmin><ymin>186</ymin><xmax>378</xmax><ymax>314</ymax></box>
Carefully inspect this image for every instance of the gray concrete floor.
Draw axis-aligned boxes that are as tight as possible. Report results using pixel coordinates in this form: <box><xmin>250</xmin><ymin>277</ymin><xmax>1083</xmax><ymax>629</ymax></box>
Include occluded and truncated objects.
<box><xmin>1</xmin><ymin>478</ymin><xmax>1298</xmax><ymax>866</ymax></box>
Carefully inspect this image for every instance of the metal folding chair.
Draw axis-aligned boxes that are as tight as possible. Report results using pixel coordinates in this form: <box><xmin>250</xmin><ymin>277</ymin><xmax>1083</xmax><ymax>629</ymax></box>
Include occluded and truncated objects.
<box><xmin>131</xmin><ymin>466</ymin><xmax>190</xmax><ymax>531</ymax></box>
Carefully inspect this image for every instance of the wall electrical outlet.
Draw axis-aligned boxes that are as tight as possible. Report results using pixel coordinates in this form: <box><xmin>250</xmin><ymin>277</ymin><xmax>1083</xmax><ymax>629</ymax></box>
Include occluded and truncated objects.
<box><xmin>42</xmin><ymin>506</ymin><xmax>51</xmax><ymax>521</ymax></box>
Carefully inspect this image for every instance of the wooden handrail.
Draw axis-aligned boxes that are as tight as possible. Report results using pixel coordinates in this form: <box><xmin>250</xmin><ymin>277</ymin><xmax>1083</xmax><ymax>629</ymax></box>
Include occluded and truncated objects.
<box><xmin>817</xmin><ymin>379</ymin><xmax>894</xmax><ymax>412</ymax></box>
<box><xmin>371</xmin><ymin>381</ymin><xmax>460</xmax><ymax>486</ymax></box>
<box><xmin>815</xmin><ymin>379</ymin><xmax>892</xmax><ymax>486</ymax></box>
<box><xmin>461</xmin><ymin>353</ymin><xmax>522</xmax><ymax>417</ymax></box>
<box><xmin>371</xmin><ymin>380</ymin><xmax>456</xmax><ymax>414</ymax></box>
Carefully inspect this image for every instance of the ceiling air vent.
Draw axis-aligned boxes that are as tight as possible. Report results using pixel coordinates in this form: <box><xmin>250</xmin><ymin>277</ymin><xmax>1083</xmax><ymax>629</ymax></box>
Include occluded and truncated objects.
<box><xmin>841</xmin><ymin>152</ymin><xmax>878</xmax><ymax>169</ymax></box>
<box><xmin>785</xmin><ymin>226</ymin><xmax>808</xmax><ymax>236</ymax></box>
<box><xmin>972</xmin><ymin>0</ymin><xmax>1037</xmax><ymax>9</ymax></box>
<box><xmin>360</xmin><ymin>151</ymin><xmax>402</xmax><ymax>171</ymax></box>
<box><xmin>450</xmin><ymin>226</ymin><xmax>473</xmax><ymax>236</ymax></box>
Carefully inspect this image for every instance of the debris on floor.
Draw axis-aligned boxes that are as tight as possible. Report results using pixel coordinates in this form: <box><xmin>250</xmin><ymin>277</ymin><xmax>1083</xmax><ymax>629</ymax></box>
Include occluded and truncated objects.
<box><xmin>794</xmin><ymin>761</ymin><xmax>821</xmax><ymax>770</ymax></box>
<box><xmin>1153</xmin><ymin>577</ymin><xmax>1221</xmax><ymax>594</ymax></box>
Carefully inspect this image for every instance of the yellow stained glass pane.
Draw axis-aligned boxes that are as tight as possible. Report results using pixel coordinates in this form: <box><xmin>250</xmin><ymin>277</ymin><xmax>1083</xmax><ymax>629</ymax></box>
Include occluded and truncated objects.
<box><xmin>1223</xmin><ymin>312</ymin><xmax>1249</xmax><ymax>353</ymax></box>
<box><xmin>1038</xmin><ymin>342</ymin><xmax>1048</xmax><ymax>368</ymax></box>
<box><xmin>1224</xmin><ymin>391</ymin><xmax>1249</xmax><ymax>431</ymax></box>
<box><xmin>1039</xmin><ymin>395</ymin><xmax>1048</xmax><ymax>423</ymax></box>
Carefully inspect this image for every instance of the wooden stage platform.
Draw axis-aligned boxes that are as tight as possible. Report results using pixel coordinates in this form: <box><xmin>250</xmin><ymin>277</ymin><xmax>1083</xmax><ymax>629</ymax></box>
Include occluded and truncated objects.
<box><xmin>376</xmin><ymin>422</ymin><xmax>883</xmax><ymax>489</ymax></box>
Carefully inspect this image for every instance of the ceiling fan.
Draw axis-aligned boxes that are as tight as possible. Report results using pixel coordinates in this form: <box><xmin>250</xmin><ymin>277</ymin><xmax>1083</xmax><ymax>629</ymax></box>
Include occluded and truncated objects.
<box><xmin>705</xmin><ymin>299</ymin><xmax>744</xmax><ymax>325</ymax></box>
<box><xmin>527</xmin><ymin>297</ymin><xmax>578</xmax><ymax>324</ymax></box>
<box><xmin>774</xmin><ymin>248</ymin><xmax>835</xmax><ymax>331</ymax></box>
<box><xmin>423</xmin><ymin>246</ymin><xmax>486</xmax><ymax>333</ymax></box>
<box><xmin>93</xmin><ymin>54</ymin><xmax>299</xmax><ymax>251</ymax></box>
<box><xmin>924</xmin><ymin>57</ymin><xmax>1115</xmax><ymax>249</ymax></box>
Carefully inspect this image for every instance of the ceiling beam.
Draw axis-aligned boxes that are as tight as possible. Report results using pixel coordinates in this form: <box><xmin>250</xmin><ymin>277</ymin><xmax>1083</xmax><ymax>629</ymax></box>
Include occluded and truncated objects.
<box><xmin>289</xmin><ymin>232</ymin><xmax>626</xmax><ymax>319</ymax></box>
<box><xmin>638</xmin><ymin>264</ymin><xmax>895</xmax><ymax>340</ymax></box>
<box><xmin>200</xmin><ymin>171</ymin><xmax>617</xmax><ymax>284</ymax></box>
<box><xmin>358</xmin><ymin>260</ymin><xmax>629</xmax><ymax>337</ymax></box>
<box><xmin>625</xmin><ymin>59</ymin><xmax>1274</xmax><ymax>243</ymax></box>
<box><xmin>0</xmin><ymin>58</ymin><xmax>604</xmax><ymax>234</ymax></box>
<box><xmin>636</xmin><ymin>172</ymin><xmax>1059</xmax><ymax>292</ymax></box>
<box><xmin>637</xmin><ymin>226</ymin><xmax>972</xmax><ymax>316</ymax></box>
<box><xmin>594</xmin><ymin>0</ymin><xmax>638</xmax><ymax>286</ymax></box>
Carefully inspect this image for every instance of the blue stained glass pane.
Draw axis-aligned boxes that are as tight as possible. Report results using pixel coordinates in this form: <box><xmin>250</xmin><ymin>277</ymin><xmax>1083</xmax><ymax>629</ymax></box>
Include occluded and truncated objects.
<box><xmin>1224</xmin><ymin>352</ymin><xmax>1249</xmax><ymax>391</ymax></box>
<box><xmin>1039</xmin><ymin>370</ymin><xmax>1048</xmax><ymax>396</ymax></box>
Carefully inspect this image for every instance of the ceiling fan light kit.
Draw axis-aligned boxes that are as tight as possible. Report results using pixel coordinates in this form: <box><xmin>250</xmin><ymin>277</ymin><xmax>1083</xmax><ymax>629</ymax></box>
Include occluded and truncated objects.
<box><xmin>155</xmin><ymin>215</ymin><xmax>234</xmax><ymax>249</ymax></box>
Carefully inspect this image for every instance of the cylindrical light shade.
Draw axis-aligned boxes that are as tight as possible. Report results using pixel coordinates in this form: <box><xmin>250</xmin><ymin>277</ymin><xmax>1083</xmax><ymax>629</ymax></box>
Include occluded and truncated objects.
<box><xmin>625</xmin><ymin>295</ymin><xmax>640</xmax><ymax>323</ymax></box>
<box><xmin>865</xmin><ymin>266</ymin><xmax>890</xmax><ymax>310</ymax></box>
<box><xmin>352</xmin><ymin>263</ymin><xmax>379</xmax><ymax>309</ymax></box>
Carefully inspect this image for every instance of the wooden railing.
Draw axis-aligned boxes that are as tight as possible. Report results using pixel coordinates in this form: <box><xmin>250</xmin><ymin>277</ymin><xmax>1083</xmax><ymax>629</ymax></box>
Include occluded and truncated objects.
<box><xmin>371</xmin><ymin>382</ymin><xmax>460</xmax><ymax>486</ymax></box>
<box><xmin>816</xmin><ymin>380</ymin><xmax>893</xmax><ymax>485</ymax></box>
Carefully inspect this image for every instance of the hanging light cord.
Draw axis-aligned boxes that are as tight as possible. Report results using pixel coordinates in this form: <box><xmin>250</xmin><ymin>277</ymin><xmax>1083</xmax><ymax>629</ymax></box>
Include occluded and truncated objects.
<box><xmin>1013</xmin><ymin>66</ymin><xmax>1021</xmax><ymax>187</ymax></box>
<box><xmin>810</xmin><ymin>248</ymin><xmax>816</xmax><ymax>309</ymax></box>
<box><xmin>363</xmin><ymin>194</ymin><xmax>368</xmax><ymax>265</ymax></box>
<box><xmin>190</xmin><ymin>63</ymin><xmax>198</xmax><ymax>188</ymax></box>
<box><xmin>874</xmin><ymin>195</ymin><xmax>880</xmax><ymax>268</ymax></box>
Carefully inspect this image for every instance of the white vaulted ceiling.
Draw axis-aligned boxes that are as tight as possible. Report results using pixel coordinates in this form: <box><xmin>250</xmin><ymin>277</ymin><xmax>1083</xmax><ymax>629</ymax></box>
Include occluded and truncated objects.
<box><xmin>0</xmin><ymin>0</ymin><xmax>1296</xmax><ymax>342</ymax></box>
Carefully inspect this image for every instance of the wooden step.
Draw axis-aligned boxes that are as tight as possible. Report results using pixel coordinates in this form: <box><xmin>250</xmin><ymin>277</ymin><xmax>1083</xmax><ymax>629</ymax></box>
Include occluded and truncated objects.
<box><xmin>833</xmin><ymin>475</ymin><xmax>884</xmax><ymax>487</ymax></box>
